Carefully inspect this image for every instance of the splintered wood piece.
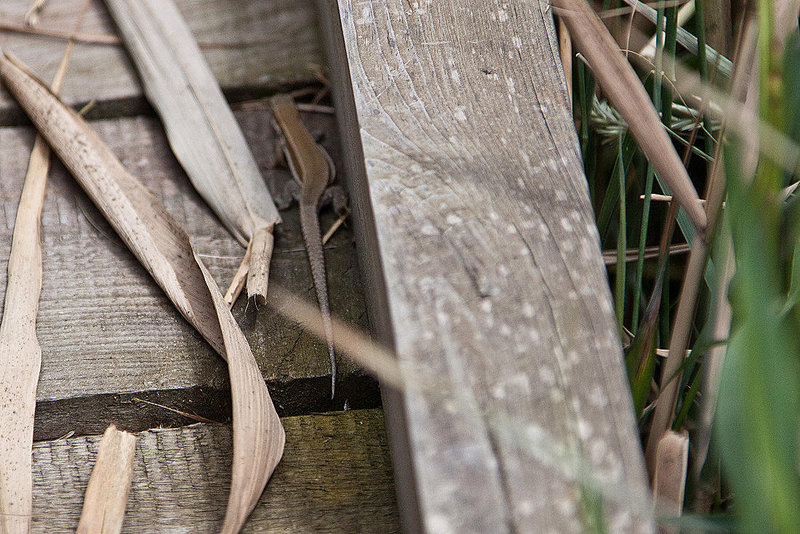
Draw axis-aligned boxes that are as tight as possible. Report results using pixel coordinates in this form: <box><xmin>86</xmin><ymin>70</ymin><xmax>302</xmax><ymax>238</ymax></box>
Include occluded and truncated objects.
<box><xmin>0</xmin><ymin>52</ymin><xmax>285</xmax><ymax>533</ymax></box>
<box><xmin>104</xmin><ymin>0</ymin><xmax>281</xmax><ymax>303</ymax></box>
<box><xmin>76</xmin><ymin>425</ymin><xmax>136</xmax><ymax>534</ymax></box>
<box><xmin>553</xmin><ymin>0</ymin><xmax>707</xmax><ymax>235</ymax></box>
<box><xmin>0</xmin><ymin>5</ymin><xmax>84</xmax><ymax>530</ymax></box>
<box><xmin>652</xmin><ymin>430</ymin><xmax>689</xmax><ymax>518</ymax></box>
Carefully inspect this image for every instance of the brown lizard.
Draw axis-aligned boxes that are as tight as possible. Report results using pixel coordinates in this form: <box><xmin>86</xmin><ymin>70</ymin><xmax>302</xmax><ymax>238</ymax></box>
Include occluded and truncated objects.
<box><xmin>270</xmin><ymin>94</ymin><xmax>346</xmax><ymax>398</ymax></box>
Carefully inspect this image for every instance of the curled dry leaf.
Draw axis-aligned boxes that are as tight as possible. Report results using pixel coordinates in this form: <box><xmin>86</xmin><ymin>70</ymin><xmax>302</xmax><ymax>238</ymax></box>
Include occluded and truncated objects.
<box><xmin>552</xmin><ymin>0</ymin><xmax>708</xmax><ymax>236</ymax></box>
<box><xmin>76</xmin><ymin>425</ymin><xmax>136</xmax><ymax>534</ymax></box>
<box><xmin>0</xmin><ymin>51</ymin><xmax>285</xmax><ymax>533</ymax></box>
<box><xmin>104</xmin><ymin>0</ymin><xmax>282</xmax><ymax>303</ymax></box>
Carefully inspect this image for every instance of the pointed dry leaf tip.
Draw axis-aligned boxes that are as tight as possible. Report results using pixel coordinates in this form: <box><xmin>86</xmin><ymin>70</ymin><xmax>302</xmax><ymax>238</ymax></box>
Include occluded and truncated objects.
<box><xmin>104</xmin><ymin>0</ymin><xmax>281</xmax><ymax>303</ymax></box>
<box><xmin>77</xmin><ymin>425</ymin><xmax>136</xmax><ymax>534</ymax></box>
<box><xmin>552</xmin><ymin>0</ymin><xmax>708</xmax><ymax>236</ymax></box>
<box><xmin>0</xmin><ymin>52</ymin><xmax>284</xmax><ymax>531</ymax></box>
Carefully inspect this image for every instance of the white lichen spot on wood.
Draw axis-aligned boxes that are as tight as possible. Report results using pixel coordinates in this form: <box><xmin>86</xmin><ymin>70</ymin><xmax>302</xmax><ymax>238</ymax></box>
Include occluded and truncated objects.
<box><xmin>577</xmin><ymin>418</ymin><xmax>593</xmax><ymax>440</ymax></box>
<box><xmin>516</xmin><ymin>500</ymin><xmax>536</xmax><ymax>516</ymax></box>
<box><xmin>528</xmin><ymin>328</ymin><xmax>540</xmax><ymax>342</ymax></box>
<box><xmin>588</xmin><ymin>386</ymin><xmax>608</xmax><ymax>408</ymax></box>
<box><xmin>522</xmin><ymin>302</ymin><xmax>534</xmax><ymax>317</ymax></box>
<box><xmin>454</xmin><ymin>107</ymin><xmax>467</xmax><ymax>121</ymax></box>
<box><xmin>446</xmin><ymin>213</ymin><xmax>462</xmax><ymax>225</ymax></box>
<box><xmin>590</xmin><ymin>439</ymin><xmax>608</xmax><ymax>465</ymax></box>
<box><xmin>355</xmin><ymin>6</ymin><xmax>373</xmax><ymax>25</ymax></box>
<box><xmin>609</xmin><ymin>511</ymin><xmax>633</xmax><ymax>533</ymax></box>
<box><xmin>491</xmin><ymin>384</ymin><xmax>506</xmax><ymax>399</ymax></box>
<box><xmin>428</xmin><ymin>514</ymin><xmax>455</xmax><ymax>534</ymax></box>
<box><xmin>420</xmin><ymin>223</ymin><xmax>439</xmax><ymax>235</ymax></box>
<box><xmin>506</xmin><ymin>77</ymin><xmax>516</xmax><ymax>95</ymax></box>
<box><xmin>557</xmin><ymin>497</ymin><xmax>575</xmax><ymax>517</ymax></box>
<box><xmin>538</xmin><ymin>366</ymin><xmax>556</xmax><ymax>386</ymax></box>
<box><xmin>512</xmin><ymin>35</ymin><xmax>522</xmax><ymax>49</ymax></box>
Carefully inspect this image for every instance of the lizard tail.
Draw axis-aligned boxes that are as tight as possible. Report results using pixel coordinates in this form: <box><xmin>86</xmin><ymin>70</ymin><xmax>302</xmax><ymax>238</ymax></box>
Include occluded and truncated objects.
<box><xmin>299</xmin><ymin>203</ymin><xmax>337</xmax><ymax>398</ymax></box>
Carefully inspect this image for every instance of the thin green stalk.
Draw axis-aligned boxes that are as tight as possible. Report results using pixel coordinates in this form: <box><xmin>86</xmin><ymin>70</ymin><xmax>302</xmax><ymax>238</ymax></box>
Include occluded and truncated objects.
<box><xmin>616</xmin><ymin>134</ymin><xmax>627</xmax><ymax>331</ymax></box>
<box><xmin>694</xmin><ymin>0</ymin><xmax>715</xmax><ymax>159</ymax></box>
<box><xmin>673</xmin><ymin>358</ymin><xmax>702</xmax><ymax>430</ymax></box>
<box><xmin>632</xmin><ymin>9</ymin><xmax>666</xmax><ymax>332</ymax></box>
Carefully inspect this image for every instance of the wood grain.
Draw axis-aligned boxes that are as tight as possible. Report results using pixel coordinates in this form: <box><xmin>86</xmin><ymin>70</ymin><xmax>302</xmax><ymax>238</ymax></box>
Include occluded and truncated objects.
<box><xmin>0</xmin><ymin>109</ymin><xmax>374</xmax><ymax>433</ymax></box>
<box><xmin>31</xmin><ymin>409</ymin><xmax>399</xmax><ymax>533</ymax></box>
<box><xmin>320</xmin><ymin>0</ymin><xmax>652</xmax><ymax>531</ymax></box>
<box><xmin>0</xmin><ymin>0</ymin><xmax>322</xmax><ymax>124</ymax></box>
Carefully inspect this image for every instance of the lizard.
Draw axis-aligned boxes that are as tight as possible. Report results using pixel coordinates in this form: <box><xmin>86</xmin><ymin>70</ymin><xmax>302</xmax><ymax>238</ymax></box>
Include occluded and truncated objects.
<box><xmin>270</xmin><ymin>94</ymin><xmax>346</xmax><ymax>398</ymax></box>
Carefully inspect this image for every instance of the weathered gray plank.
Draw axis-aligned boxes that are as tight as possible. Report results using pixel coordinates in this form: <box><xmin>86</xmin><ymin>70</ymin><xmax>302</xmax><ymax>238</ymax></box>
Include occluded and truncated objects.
<box><xmin>32</xmin><ymin>409</ymin><xmax>399</xmax><ymax>532</ymax></box>
<box><xmin>320</xmin><ymin>0</ymin><xmax>652</xmax><ymax>532</ymax></box>
<box><xmin>0</xmin><ymin>0</ymin><xmax>321</xmax><ymax>124</ymax></box>
<box><xmin>0</xmin><ymin>108</ymin><xmax>375</xmax><ymax>439</ymax></box>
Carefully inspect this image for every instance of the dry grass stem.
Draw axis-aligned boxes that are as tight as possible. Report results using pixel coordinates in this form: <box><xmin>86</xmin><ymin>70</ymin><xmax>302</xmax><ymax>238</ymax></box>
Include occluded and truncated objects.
<box><xmin>104</xmin><ymin>0</ymin><xmax>281</xmax><ymax>303</ymax></box>
<box><xmin>0</xmin><ymin>52</ymin><xmax>284</xmax><ymax>532</ymax></box>
<box><xmin>558</xmin><ymin>17</ymin><xmax>572</xmax><ymax>103</ymax></box>
<box><xmin>322</xmin><ymin>211</ymin><xmax>349</xmax><ymax>245</ymax></box>
<box><xmin>0</xmin><ymin>4</ymin><xmax>86</xmax><ymax>529</ymax></box>
<box><xmin>76</xmin><ymin>425</ymin><xmax>136</xmax><ymax>534</ymax></box>
<box><xmin>652</xmin><ymin>430</ymin><xmax>689</xmax><ymax>518</ymax></box>
<box><xmin>0</xmin><ymin>23</ymin><xmax>121</xmax><ymax>45</ymax></box>
<box><xmin>645</xmin><ymin>13</ymin><xmax>760</xmax><ymax>474</ymax></box>
<box><xmin>269</xmin><ymin>285</ymin><xmax>406</xmax><ymax>389</ymax></box>
<box><xmin>24</xmin><ymin>0</ymin><xmax>48</xmax><ymax>27</ymax></box>
<box><xmin>553</xmin><ymin>0</ymin><xmax>708</xmax><ymax>235</ymax></box>
<box><xmin>619</xmin><ymin>0</ymin><xmax>732</xmax><ymax>76</ymax></box>
<box><xmin>603</xmin><ymin>243</ymin><xmax>691</xmax><ymax>265</ymax></box>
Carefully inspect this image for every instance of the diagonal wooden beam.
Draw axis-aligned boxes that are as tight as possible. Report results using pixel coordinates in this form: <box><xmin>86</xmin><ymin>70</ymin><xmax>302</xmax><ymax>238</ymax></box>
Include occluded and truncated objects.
<box><xmin>319</xmin><ymin>0</ymin><xmax>654</xmax><ymax>531</ymax></box>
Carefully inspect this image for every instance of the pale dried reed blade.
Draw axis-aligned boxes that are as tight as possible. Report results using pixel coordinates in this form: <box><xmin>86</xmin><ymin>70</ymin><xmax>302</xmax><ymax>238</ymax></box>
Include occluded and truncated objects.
<box><xmin>76</xmin><ymin>425</ymin><xmax>136</xmax><ymax>534</ymax></box>
<box><xmin>104</xmin><ymin>0</ymin><xmax>281</xmax><ymax>303</ymax></box>
<box><xmin>0</xmin><ymin>5</ymin><xmax>85</xmax><ymax>528</ymax></box>
<box><xmin>553</xmin><ymin>0</ymin><xmax>708</xmax><ymax>235</ymax></box>
<box><xmin>652</xmin><ymin>430</ymin><xmax>689</xmax><ymax>519</ymax></box>
<box><xmin>645</xmin><ymin>15</ymin><xmax>761</xmax><ymax>475</ymax></box>
<box><xmin>0</xmin><ymin>52</ymin><xmax>285</xmax><ymax>533</ymax></box>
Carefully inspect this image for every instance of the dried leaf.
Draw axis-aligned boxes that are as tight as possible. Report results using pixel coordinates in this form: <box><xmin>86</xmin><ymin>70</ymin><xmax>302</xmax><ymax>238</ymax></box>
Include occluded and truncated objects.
<box><xmin>76</xmin><ymin>425</ymin><xmax>136</xmax><ymax>534</ymax></box>
<box><xmin>0</xmin><ymin>51</ymin><xmax>285</xmax><ymax>533</ymax></box>
<box><xmin>0</xmin><ymin>5</ymin><xmax>85</xmax><ymax>529</ymax></box>
<box><xmin>553</xmin><ymin>0</ymin><xmax>708</xmax><ymax>235</ymax></box>
<box><xmin>104</xmin><ymin>0</ymin><xmax>281</xmax><ymax>302</ymax></box>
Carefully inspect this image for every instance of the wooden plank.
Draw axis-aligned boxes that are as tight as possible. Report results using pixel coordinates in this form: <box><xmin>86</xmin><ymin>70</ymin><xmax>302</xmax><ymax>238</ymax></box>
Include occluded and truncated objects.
<box><xmin>0</xmin><ymin>0</ymin><xmax>322</xmax><ymax>124</ymax></box>
<box><xmin>31</xmin><ymin>409</ymin><xmax>399</xmax><ymax>532</ymax></box>
<box><xmin>0</xmin><ymin>108</ymin><xmax>376</xmax><ymax>440</ymax></box>
<box><xmin>319</xmin><ymin>1</ymin><xmax>652</xmax><ymax>531</ymax></box>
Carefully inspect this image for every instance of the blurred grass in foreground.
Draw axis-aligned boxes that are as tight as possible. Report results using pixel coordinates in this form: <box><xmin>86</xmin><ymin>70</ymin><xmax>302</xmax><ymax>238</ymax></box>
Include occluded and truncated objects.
<box><xmin>569</xmin><ymin>0</ymin><xmax>800</xmax><ymax>530</ymax></box>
